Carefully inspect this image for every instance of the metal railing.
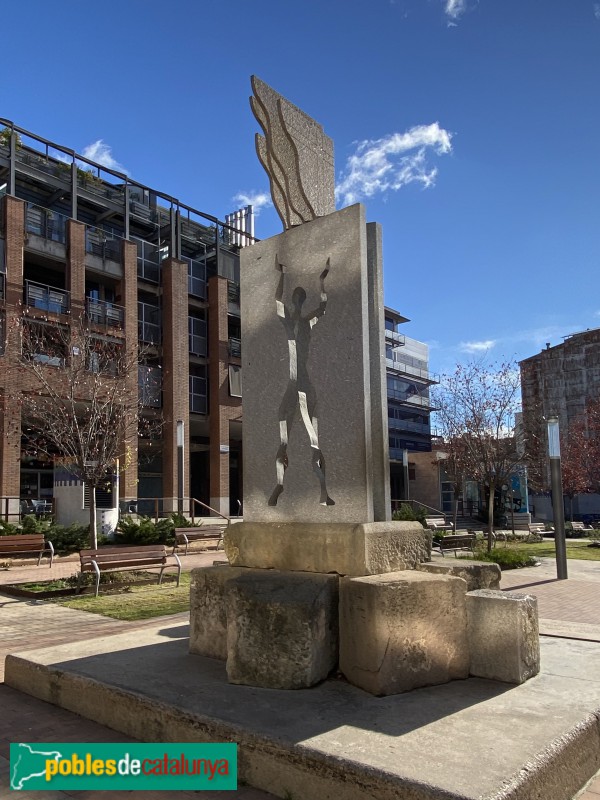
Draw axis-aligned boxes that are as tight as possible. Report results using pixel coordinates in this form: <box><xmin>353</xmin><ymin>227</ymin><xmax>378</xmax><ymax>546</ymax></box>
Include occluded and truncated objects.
<box><xmin>391</xmin><ymin>499</ymin><xmax>447</xmax><ymax>519</ymax></box>
<box><xmin>386</xmin><ymin>359</ymin><xmax>439</xmax><ymax>384</ymax></box>
<box><xmin>127</xmin><ymin>497</ymin><xmax>232</xmax><ymax>524</ymax></box>
<box><xmin>138</xmin><ymin>301</ymin><xmax>161</xmax><ymax>344</ymax></box>
<box><xmin>26</xmin><ymin>203</ymin><xmax>67</xmax><ymax>244</ymax></box>
<box><xmin>25</xmin><ymin>280</ymin><xmax>69</xmax><ymax>314</ymax></box>
<box><xmin>85</xmin><ymin>225</ymin><xmax>123</xmax><ymax>262</ymax></box>
<box><xmin>188</xmin><ymin>317</ymin><xmax>207</xmax><ymax>356</ymax></box>
<box><xmin>138</xmin><ymin>365</ymin><xmax>162</xmax><ymax>408</ymax></box>
<box><xmin>185</xmin><ymin>256</ymin><xmax>206</xmax><ymax>299</ymax></box>
<box><xmin>228</xmin><ymin>281</ymin><xmax>240</xmax><ymax>305</ymax></box>
<box><xmin>385</xmin><ymin>329</ymin><xmax>405</xmax><ymax>346</ymax></box>
<box><xmin>189</xmin><ymin>375</ymin><xmax>207</xmax><ymax>414</ymax></box>
<box><xmin>132</xmin><ymin>237</ymin><xmax>164</xmax><ymax>284</ymax></box>
<box><xmin>86</xmin><ymin>297</ymin><xmax>125</xmax><ymax>327</ymax></box>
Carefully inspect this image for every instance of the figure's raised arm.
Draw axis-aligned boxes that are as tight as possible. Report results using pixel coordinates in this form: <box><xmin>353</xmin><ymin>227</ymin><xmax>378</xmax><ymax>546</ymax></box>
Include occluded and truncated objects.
<box><xmin>275</xmin><ymin>254</ymin><xmax>287</xmax><ymax>319</ymax></box>
<box><xmin>306</xmin><ymin>257</ymin><xmax>330</xmax><ymax>326</ymax></box>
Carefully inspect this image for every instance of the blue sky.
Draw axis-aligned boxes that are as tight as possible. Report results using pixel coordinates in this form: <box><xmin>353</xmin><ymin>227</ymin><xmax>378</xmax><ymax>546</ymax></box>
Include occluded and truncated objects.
<box><xmin>2</xmin><ymin>0</ymin><xmax>599</xmax><ymax>376</ymax></box>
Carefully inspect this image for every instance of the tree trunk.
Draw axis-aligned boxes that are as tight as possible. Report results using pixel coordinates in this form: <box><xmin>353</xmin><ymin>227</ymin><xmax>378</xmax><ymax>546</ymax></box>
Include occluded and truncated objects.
<box><xmin>487</xmin><ymin>481</ymin><xmax>495</xmax><ymax>552</ymax></box>
<box><xmin>89</xmin><ymin>484</ymin><xmax>98</xmax><ymax>549</ymax></box>
<box><xmin>453</xmin><ymin>491</ymin><xmax>459</xmax><ymax>533</ymax></box>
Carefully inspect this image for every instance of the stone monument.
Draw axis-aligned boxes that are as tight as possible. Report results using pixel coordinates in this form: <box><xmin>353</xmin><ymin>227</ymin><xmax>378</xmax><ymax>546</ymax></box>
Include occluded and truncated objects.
<box><xmin>190</xmin><ymin>76</ymin><xmax>540</xmax><ymax>695</ymax></box>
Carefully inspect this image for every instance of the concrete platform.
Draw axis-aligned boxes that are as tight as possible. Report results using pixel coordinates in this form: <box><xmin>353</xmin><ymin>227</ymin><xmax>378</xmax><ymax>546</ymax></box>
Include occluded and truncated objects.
<box><xmin>5</xmin><ymin>623</ymin><xmax>600</xmax><ymax>800</ymax></box>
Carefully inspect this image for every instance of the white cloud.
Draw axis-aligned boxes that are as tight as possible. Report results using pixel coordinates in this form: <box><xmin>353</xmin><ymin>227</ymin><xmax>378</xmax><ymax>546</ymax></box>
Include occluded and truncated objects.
<box><xmin>81</xmin><ymin>140</ymin><xmax>129</xmax><ymax>175</ymax></box>
<box><xmin>594</xmin><ymin>3</ymin><xmax>600</xmax><ymax>20</ymax></box>
<box><xmin>335</xmin><ymin>123</ymin><xmax>453</xmax><ymax>205</ymax></box>
<box><xmin>460</xmin><ymin>340</ymin><xmax>496</xmax><ymax>353</ymax></box>
<box><xmin>232</xmin><ymin>191</ymin><xmax>272</xmax><ymax>216</ymax></box>
<box><xmin>445</xmin><ymin>0</ymin><xmax>467</xmax><ymax>19</ymax></box>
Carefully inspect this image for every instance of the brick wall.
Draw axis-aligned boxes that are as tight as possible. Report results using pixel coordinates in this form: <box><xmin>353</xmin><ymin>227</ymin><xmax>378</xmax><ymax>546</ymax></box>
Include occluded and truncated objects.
<box><xmin>161</xmin><ymin>258</ymin><xmax>190</xmax><ymax>507</ymax></box>
<box><xmin>208</xmin><ymin>275</ymin><xmax>242</xmax><ymax>515</ymax></box>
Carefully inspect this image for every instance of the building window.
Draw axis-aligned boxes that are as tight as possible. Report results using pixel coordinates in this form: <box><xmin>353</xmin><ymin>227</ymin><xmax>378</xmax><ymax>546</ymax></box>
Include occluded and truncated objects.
<box><xmin>190</xmin><ymin>367</ymin><xmax>207</xmax><ymax>414</ymax></box>
<box><xmin>138</xmin><ymin>365</ymin><xmax>162</xmax><ymax>408</ymax></box>
<box><xmin>188</xmin><ymin>315</ymin><xmax>207</xmax><ymax>356</ymax></box>
<box><xmin>138</xmin><ymin>300</ymin><xmax>161</xmax><ymax>344</ymax></box>
<box><xmin>228</xmin><ymin>364</ymin><xmax>242</xmax><ymax>398</ymax></box>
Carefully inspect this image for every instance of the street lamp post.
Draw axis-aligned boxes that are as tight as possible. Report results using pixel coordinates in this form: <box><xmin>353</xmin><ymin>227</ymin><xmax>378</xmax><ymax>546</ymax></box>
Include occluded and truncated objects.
<box><xmin>176</xmin><ymin>419</ymin><xmax>184</xmax><ymax>516</ymax></box>
<box><xmin>547</xmin><ymin>416</ymin><xmax>568</xmax><ymax>580</ymax></box>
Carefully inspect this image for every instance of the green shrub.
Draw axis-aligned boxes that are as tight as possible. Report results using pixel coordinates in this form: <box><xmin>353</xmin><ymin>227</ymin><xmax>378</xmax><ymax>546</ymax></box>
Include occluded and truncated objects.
<box><xmin>168</xmin><ymin>512</ymin><xmax>199</xmax><ymax>528</ymax></box>
<box><xmin>0</xmin><ymin>520</ymin><xmax>18</xmax><ymax>535</ymax></box>
<box><xmin>115</xmin><ymin>516</ymin><xmax>175</xmax><ymax>546</ymax></box>
<box><xmin>392</xmin><ymin>504</ymin><xmax>428</xmax><ymax>524</ymax></box>
<box><xmin>21</xmin><ymin>514</ymin><xmax>46</xmax><ymax>533</ymax></box>
<box><xmin>470</xmin><ymin>547</ymin><xmax>538</xmax><ymax>570</ymax></box>
<box><xmin>47</xmin><ymin>523</ymin><xmax>91</xmax><ymax>554</ymax></box>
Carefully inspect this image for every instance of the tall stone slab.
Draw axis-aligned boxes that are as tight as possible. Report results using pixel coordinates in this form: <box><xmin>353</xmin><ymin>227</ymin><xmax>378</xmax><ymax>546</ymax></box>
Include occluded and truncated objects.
<box><xmin>241</xmin><ymin>203</ymin><xmax>388</xmax><ymax>524</ymax></box>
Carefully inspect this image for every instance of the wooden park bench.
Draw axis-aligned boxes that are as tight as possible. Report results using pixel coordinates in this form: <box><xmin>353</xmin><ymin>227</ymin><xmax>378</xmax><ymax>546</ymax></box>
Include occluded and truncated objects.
<box><xmin>433</xmin><ymin>533</ymin><xmax>476</xmax><ymax>557</ymax></box>
<box><xmin>569</xmin><ymin>522</ymin><xmax>591</xmax><ymax>534</ymax></box>
<box><xmin>425</xmin><ymin>517</ymin><xmax>455</xmax><ymax>531</ymax></box>
<box><xmin>174</xmin><ymin>521</ymin><xmax>228</xmax><ymax>555</ymax></box>
<box><xmin>0</xmin><ymin>534</ymin><xmax>54</xmax><ymax>566</ymax></box>
<box><xmin>528</xmin><ymin>523</ymin><xmax>551</xmax><ymax>542</ymax></box>
<box><xmin>79</xmin><ymin>545</ymin><xmax>181</xmax><ymax>597</ymax></box>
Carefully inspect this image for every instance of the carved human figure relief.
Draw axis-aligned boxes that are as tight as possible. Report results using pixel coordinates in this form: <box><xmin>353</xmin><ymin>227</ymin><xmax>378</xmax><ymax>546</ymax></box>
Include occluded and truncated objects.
<box><xmin>268</xmin><ymin>254</ymin><xmax>335</xmax><ymax>507</ymax></box>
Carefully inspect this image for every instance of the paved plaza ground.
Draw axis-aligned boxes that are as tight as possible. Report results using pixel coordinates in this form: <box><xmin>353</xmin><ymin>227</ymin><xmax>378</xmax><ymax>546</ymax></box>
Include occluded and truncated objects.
<box><xmin>1</xmin><ymin>547</ymin><xmax>599</xmax><ymax>799</ymax></box>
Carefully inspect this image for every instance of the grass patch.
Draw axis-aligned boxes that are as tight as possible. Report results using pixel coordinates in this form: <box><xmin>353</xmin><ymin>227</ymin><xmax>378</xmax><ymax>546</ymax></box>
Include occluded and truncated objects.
<box><xmin>468</xmin><ymin>547</ymin><xmax>538</xmax><ymax>570</ymax></box>
<box><xmin>460</xmin><ymin>540</ymin><xmax>600</xmax><ymax>566</ymax></box>
<box><xmin>48</xmin><ymin>572</ymin><xmax>192</xmax><ymax>621</ymax></box>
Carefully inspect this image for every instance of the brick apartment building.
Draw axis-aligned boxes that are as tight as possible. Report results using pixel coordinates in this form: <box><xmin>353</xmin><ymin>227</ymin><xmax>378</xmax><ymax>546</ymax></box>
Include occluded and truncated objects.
<box><xmin>0</xmin><ymin>119</ymin><xmax>250</xmax><ymax>519</ymax></box>
<box><xmin>520</xmin><ymin>328</ymin><xmax>600</xmax><ymax>519</ymax></box>
<box><xmin>0</xmin><ymin>120</ymin><xmax>436</xmax><ymax>521</ymax></box>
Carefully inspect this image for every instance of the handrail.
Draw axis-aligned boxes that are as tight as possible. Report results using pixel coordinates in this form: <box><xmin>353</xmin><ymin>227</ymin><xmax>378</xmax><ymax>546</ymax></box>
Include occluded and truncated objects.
<box><xmin>190</xmin><ymin>497</ymin><xmax>231</xmax><ymax>525</ymax></box>
<box><xmin>392</xmin><ymin>499</ymin><xmax>448</xmax><ymax>519</ymax></box>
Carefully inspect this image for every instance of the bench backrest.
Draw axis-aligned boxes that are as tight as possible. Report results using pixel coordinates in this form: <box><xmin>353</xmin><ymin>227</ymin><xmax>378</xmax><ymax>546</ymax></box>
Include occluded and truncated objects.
<box><xmin>0</xmin><ymin>534</ymin><xmax>46</xmax><ymax>552</ymax></box>
<box><xmin>80</xmin><ymin>545</ymin><xmax>168</xmax><ymax>571</ymax></box>
<box><xmin>528</xmin><ymin>523</ymin><xmax>546</xmax><ymax>532</ymax></box>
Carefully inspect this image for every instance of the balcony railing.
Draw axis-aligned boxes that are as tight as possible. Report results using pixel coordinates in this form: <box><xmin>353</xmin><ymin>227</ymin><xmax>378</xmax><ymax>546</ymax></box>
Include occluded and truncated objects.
<box><xmin>189</xmin><ymin>317</ymin><xmax>207</xmax><ymax>356</ymax></box>
<box><xmin>385</xmin><ymin>358</ymin><xmax>439</xmax><ymax>384</ymax></box>
<box><xmin>228</xmin><ymin>337</ymin><xmax>241</xmax><ymax>358</ymax></box>
<box><xmin>138</xmin><ymin>365</ymin><xmax>162</xmax><ymax>408</ymax></box>
<box><xmin>132</xmin><ymin>237</ymin><xmax>165</xmax><ymax>284</ymax></box>
<box><xmin>26</xmin><ymin>203</ymin><xmax>67</xmax><ymax>244</ymax></box>
<box><xmin>85</xmin><ymin>226</ymin><xmax>123</xmax><ymax>263</ymax></box>
<box><xmin>185</xmin><ymin>256</ymin><xmax>206</xmax><ymax>299</ymax></box>
<box><xmin>228</xmin><ymin>281</ymin><xmax>240</xmax><ymax>305</ymax></box>
<box><xmin>190</xmin><ymin>375</ymin><xmax>207</xmax><ymax>414</ymax></box>
<box><xmin>25</xmin><ymin>280</ymin><xmax>69</xmax><ymax>314</ymax></box>
<box><xmin>385</xmin><ymin>329</ymin><xmax>405</xmax><ymax>347</ymax></box>
<box><xmin>86</xmin><ymin>297</ymin><xmax>125</xmax><ymax>328</ymax></box>
<box><xmin>138</xmin><ymin>301</ymin><xmax>161</xmax><ymax>345</ymax></box>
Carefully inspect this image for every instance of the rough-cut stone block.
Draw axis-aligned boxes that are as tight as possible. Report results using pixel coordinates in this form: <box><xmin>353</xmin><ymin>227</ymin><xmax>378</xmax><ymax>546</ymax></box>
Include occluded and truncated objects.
<box><xmin>418</xmin><ymin>560</ymin><xmax>501</xmax><ymax>591</ymax></box>
<box><xmin>226</xmin><ymin>569</ymin><xmax>339</xmax><ymax>689</ymax></box>
<box><xmin>189</xmin><ymin>565</ymin><xmax>247</xmax><ymax>660</ymax></box>
<box><xmin>466</xmin><ymin>589</ymin><xmax>540</xmax><ymax>684</ymax></box>
<box><xmin>339</xmin><ymin>571</ymin><xmax>469</xmax><ymax>696</ymax></box>
<box><xmin>224</xmin><ymin>521</ymin><xmax>430</xmax><ymax>576</ymax></box>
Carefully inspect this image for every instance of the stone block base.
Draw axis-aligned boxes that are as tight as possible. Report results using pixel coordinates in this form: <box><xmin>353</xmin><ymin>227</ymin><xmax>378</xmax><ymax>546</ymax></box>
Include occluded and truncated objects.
<box><xmin>339</xmin><ymin>571</ymin><xmax>469</xmax><ymax>695</ymax></box>
<box><xmin>466</xmin><ymin>589</ymin><xmax>540</xmax><ymax>684</ymax></box>
<box><xmin>226</xmin><ymin>569</ymin><xmax>339</xmax><ymax>689</ymax></box>
<box><xmin>418</xmin><ymin>560</ymin><xmax>501</xmax><ymax>591</ymax></box>
<box><xmin>223</xmin><ymin>521</ymin><xmax>431</xmax><ymax>575</ymax></box>
<box><xmin>189</xmin><ymin>565</ymin><xmax>246</xmax><ymax>660</ymax></box>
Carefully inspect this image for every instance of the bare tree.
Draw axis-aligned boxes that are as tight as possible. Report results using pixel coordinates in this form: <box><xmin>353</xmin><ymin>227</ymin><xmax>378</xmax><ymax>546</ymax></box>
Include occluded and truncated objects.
<box><xmin>8</xmin><ymin>310</ymin><xmax>160</xmax><ymax>548</ymax></box>
<box><xmin>433</xmin><ymin>361</ymin><xmax>522</xmax><ymax>551</ymax></box>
